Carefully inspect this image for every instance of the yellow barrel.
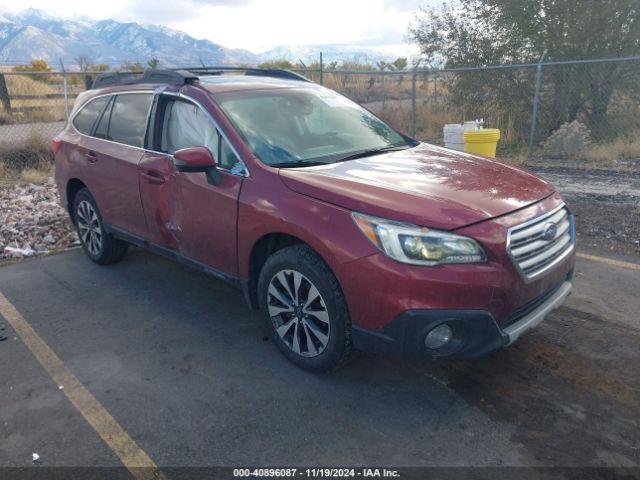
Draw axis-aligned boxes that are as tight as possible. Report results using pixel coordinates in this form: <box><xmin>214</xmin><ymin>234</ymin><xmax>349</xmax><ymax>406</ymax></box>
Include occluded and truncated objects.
<box><xmin>463</xmin><ymin>129</ymin><xmax>501</xmax><ymax>158</ymax></box>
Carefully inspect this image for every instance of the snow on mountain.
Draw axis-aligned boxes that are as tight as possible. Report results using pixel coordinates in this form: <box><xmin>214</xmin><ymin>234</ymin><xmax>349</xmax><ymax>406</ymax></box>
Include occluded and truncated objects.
<box><xmin>258</xmin><ymin>45</ymin><xmax>399</xmax><ymax>66</ymax></box>
<box><xmin>0</xmin><ymin>9</ymin><xmax>258</xmax><ymax>68</ymax></box>
<box><xmin>0</xmin><ymin>9</ymin><xmax>403</xmax><ymax>70</ymax></box>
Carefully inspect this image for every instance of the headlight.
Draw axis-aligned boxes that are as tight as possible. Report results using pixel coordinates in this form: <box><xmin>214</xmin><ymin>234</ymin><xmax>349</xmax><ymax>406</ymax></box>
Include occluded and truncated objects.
<box><xmin>352</xmin><ymin>212</ymin><xmax>486</xmax><ymax>266</ymax></box>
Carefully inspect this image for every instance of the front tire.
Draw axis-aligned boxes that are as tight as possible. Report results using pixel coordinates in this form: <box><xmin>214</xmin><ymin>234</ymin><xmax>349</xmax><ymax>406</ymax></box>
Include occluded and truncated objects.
<box><xmin>73</xmin><ymin>188</ymin><xmax>128</xmax><ymax>265</ymax></box>
<box><xmin>258</xmin><ymin>245</ymin><xmax>352</xmax><ymax>372</ymax></box>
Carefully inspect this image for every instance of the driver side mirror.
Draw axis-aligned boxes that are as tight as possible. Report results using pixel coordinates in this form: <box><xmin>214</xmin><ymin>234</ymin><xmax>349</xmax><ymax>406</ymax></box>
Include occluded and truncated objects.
<box><xmin>174</xmin><ymin>147</ymin><xmax>220</xmax><ymax>185</ymax></box>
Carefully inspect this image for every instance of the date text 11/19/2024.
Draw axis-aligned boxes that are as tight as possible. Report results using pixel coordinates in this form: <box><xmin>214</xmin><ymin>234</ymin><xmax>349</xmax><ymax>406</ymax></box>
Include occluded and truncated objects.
<box><xmin>233</xmin><ymin>468</ymin><xmax>401</xmax><ymax>478</ymax></box>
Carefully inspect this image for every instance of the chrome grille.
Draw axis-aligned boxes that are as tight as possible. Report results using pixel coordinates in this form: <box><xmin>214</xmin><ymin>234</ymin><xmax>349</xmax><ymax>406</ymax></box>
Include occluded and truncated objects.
<box><xmin>507</xmin><ymin>205</ymin><xmax>574</xmax><ymax>280</ymax></box>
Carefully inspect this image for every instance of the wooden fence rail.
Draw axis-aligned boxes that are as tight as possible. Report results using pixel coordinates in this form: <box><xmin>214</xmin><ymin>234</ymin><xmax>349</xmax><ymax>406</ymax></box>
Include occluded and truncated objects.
<box><xmin>10</xmin><ymin>93</ymin><xmax>80</xmax><ymax>100</ymax></box>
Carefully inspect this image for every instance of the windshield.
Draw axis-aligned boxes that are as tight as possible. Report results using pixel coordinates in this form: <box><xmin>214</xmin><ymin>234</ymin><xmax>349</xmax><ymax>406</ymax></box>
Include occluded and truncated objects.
<box><xmin>213</xmin><ymin>87</ymin><xmax>413</xmax><ymax>167</ymax></box>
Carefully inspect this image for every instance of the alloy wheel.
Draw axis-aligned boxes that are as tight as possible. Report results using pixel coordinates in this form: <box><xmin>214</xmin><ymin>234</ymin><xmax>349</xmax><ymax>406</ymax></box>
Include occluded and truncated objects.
<box><xmin>267</xmin><ymin>269</ymin><xmax>331</xmax><ymax>357</ymax></box>
<box><xmin>76</xmin><ymin>200</ymin><xmax>103</xmax><ymax>256</ymax></box>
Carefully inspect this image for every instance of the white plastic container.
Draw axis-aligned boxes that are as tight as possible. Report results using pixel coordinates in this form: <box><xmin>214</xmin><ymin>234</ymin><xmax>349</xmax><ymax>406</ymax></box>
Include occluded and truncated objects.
<box><xmin>443</xmin><ymin>120</ymin><xmax>483</xmax><ymax>151</ymax></box>
<box><xmin>443</xmin><ymin>124</ymin><xmax>465</xmax><ymax>151</ymax></box>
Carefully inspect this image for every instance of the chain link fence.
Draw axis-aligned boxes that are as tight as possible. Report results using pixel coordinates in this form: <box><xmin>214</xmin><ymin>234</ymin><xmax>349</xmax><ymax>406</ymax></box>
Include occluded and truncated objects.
<box><xmin>312</xmin><ymin>56</ymin><xmax>640</xmax><ymax>167</ymax></box>
<box><xmin>1</xmin><ymin>56</ymin><xmax>639</xmax><ymax>173</ymax></box>
<box><xmin>0</xmin><ymin>70</ymin><xmax>101</xmax><ymax>177</ymax></box>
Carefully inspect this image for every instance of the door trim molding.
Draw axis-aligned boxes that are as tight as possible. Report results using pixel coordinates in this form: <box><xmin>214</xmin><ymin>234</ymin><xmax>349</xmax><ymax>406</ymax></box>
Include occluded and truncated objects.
<box><xmin>104</xmin><ymin>223</ymin><xmax>240</xmax><ymax>287</ymax></box>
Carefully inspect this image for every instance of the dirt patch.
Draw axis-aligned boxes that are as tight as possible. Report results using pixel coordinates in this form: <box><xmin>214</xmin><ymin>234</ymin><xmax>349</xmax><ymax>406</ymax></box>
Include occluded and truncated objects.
<box><xmin>434</xmin><ymin>307</ymin><xmax>640</xmax><ymax>466</ymax></box>
<box><xmin>530</xmin><ymin>167</ymin><xmax>640</xmax><ymax>257</ymax></box>
<box><xmin>570</xmin><ymin>197</ymin><xmax>640</xmax><ymax>256</ymax></box>
<box><xmin>526</xmin><ymin>156</ymin><xmax>640</xmax><ymax>173</ymax></box>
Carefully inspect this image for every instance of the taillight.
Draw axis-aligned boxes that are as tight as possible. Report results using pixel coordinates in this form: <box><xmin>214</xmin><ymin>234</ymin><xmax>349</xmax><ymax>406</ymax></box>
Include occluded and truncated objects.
<box><xmin>52</xmin><ymin>138</ymin><xmax>63</xmax><ymax>154</ymax></box>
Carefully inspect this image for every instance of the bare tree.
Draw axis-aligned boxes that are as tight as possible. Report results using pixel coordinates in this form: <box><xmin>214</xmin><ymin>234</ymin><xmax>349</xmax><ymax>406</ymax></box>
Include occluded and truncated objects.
<box><xmin>75</xmin><ymin>55</ymin><xmax>91</xmax><ymax>72</ymax></box>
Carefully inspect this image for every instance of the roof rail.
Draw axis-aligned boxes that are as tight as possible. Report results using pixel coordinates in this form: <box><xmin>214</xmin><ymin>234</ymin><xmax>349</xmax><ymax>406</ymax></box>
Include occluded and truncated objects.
<box><xmin>91</xmin><ymin>67</ymin><xmax>309</xmax><ymax>90</ymax></box>
<box><xmin>91</xmin><ymin>69</ymin><xmax>199</xmax><ymax>89</ymax></box>
<box><xmin>182</xmin><ymin>67</ymin><xmax>310</xmax><ymax>82</ymax></box>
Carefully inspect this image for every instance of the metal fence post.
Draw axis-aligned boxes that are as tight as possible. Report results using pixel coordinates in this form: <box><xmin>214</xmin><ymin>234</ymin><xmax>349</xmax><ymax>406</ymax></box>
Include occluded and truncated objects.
<box><xmin>528</xmin><ymin>51</ymin><xmax>547</xmax><ymax>159</ymax></box>
<box><xmin>59</xmin><ymin>59</ymin><xmax>69</xmax><ymax>119</ymax></box>
<box><xmin>381</xmin><ymin>68</ymin><xmax>386</xmax><ymax>111</ymax></box>
<box><xmin>0</xmin><ymin>73</ymin><xmax>11</xmax><ymax>114</ymax></box>
<box><xmin>411</xmin><ymin>60</ymin><xmax>422</xmax><ymax>138</ymax></box>
<box><xmin>319</xmin><ymin>52</ymin><xmax>323</xmax><ymax>85</ymax></box>
<box><xmin>433</xmin><ymin>74</ymin><xmax>437</xmax><ymax>104</ymax></box>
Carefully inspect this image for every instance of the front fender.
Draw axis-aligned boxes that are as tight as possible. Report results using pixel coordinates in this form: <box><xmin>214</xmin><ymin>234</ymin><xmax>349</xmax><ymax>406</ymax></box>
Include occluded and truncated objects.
<box><xmin>237</xmin><ymin>174</ymin><xmax>376</xmax><ymax>280</ymax></box>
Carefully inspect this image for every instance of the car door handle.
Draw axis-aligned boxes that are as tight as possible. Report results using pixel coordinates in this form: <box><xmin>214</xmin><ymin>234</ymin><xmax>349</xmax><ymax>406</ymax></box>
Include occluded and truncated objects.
<box><xmin>141</xmin><ymin>171</ymin><xmax>166</xmax><ymax>185</ymax></box>
<box><xmin>84</xmin><ymin>151</ymin><xmax>97</xmax><ymax>163</ymax></box>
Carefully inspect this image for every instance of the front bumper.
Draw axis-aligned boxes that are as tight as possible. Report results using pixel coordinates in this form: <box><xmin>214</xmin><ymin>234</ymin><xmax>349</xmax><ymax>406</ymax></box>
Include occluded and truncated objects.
<box><xmin>503</xmin><ymin>280</ymin><xmax>572</xmax><ymax>346</ymax></box>
<box><xmin>352</xmin><ymin>280</ymin><xmax>573</xmax><ymax>360</ymax></box>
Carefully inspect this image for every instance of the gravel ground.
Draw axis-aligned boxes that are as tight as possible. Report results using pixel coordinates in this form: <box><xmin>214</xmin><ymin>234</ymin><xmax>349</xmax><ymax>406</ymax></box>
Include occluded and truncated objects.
<box><xmin>0</xmin><ymin>167</ymin><xmax>638</xmax><ymax>261</ymax></box>
<box><xmin>531</xmin><ymin>167</ymin><xmax>640</xmax><ymax>257</ymax></box>
<box><xmin>0</xmin><ymin>177</ymin><xmax>78</xmax><ymax>260</ymax></box>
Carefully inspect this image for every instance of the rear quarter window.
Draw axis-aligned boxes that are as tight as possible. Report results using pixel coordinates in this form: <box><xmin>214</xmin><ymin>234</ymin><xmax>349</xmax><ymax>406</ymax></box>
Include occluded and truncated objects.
<box><xmin>72</xmin><ymin>96</ymin><xmax>109</xmax><ymax>135</ymax></box>
<box><xmin>108</xmin><ymin>94</ymin><xmax>153</xmax><ymax>148</ymax></box>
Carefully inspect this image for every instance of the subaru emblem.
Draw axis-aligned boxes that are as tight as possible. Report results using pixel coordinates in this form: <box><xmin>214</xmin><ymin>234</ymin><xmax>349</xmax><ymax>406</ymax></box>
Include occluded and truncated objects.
<box><xmin>541</xmin><ymin>222</ymin><xmax>558</xmax><ymax>241</ymax></box>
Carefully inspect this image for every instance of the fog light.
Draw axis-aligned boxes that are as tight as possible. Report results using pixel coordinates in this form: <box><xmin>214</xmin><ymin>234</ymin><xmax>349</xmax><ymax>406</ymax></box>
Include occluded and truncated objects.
<box><xmin>424</xmin><ymin>324</ymin><xmax>453</xmax><ymax>349</ymax></box>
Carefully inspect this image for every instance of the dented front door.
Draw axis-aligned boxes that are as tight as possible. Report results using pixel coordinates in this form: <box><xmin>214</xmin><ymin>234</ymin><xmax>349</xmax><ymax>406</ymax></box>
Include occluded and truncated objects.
<box><xmin>138</xmin><ymin>151</ymin><xmax>242</xmax><ymax>277</ymax></box>
<box><xmin>138</xmin><ymin>152</ymin><xmax>181</xmax><ymax>250</ymax></box>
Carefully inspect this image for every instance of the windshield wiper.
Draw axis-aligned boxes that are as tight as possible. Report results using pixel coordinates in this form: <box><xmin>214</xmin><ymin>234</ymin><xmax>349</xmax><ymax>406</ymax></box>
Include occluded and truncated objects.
<box><xmin>270</xmin><ymin>160</ymin><xmax>329</xmax><ymax>168</ymax></box>
<box><xmin>334</xmin><ymin>144</ymin><xmax>413</xmax><ymax>163</ymax></box>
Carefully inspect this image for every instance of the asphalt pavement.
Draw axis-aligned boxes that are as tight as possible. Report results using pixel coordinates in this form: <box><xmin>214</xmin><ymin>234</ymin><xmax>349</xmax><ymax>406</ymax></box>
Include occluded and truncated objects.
<box><xmin>0</xmin><ymin>247</ymin><xmax>638</xmax><ymax>473</ymax></box>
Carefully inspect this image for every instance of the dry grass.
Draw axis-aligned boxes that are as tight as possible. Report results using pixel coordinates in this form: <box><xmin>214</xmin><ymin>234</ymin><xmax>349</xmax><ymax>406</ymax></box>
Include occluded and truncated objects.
<box><xmin>526</xmin><ymin>137</ymin><xmax>640</xmax><ymax>171</ymax></box>
<box><xmin>0</xmin><ymin>161</ymin><xmax>53</xmax><ymax>186</ymax></box>
<box><xmin>324</xmin><ymin>72</ymin><xmax>417</xmax><ymax>104</ymax></box>
<box><xmin>582</xmin><ymin>138</ymin><xmax>640</xmax><ymax>165</ymax></box>
<box><xmin>0</xmin><ymin>73</ymin><xmax>75</xmax><ymax>124</ymax></box>
<box><xmin>19</xmin><ymin>162</ymin><xmax>54</xmax><ymax>183</ymax></box>
<box><xmin>0</xmin><ymin>133</ymin><xmax>53</xmax><ymax>186</ymax></box>
<box><xmin>4</xmin><ymin>74</ymin><xmax>60</xmax><ymax>96</ymax></box>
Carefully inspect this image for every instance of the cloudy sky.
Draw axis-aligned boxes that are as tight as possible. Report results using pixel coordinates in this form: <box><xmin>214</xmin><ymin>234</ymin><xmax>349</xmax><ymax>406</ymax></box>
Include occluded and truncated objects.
<box><xmin>0</xmin><ymin>0</ymin><xmax>438</xmax><ymax>53</ymax></box>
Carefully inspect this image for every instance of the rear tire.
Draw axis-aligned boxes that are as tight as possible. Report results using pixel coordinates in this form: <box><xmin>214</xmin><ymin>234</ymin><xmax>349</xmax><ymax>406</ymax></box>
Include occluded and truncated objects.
<box><xmin>258</xmin><ymin>245</ymin><xmax>352</xmax><ymax>372</ymax></box>
<box><xmin>72</xmin><ymin>188</ymin><xmax>128</xmax><ymax>265</ymax></box>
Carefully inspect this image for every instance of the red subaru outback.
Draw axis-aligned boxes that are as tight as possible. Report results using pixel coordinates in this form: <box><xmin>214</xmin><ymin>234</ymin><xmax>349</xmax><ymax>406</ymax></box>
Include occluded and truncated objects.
<box><xmin>54</xmin><ymin>68</ymin><xmax>575</xmax><ymax>372</ymax></box>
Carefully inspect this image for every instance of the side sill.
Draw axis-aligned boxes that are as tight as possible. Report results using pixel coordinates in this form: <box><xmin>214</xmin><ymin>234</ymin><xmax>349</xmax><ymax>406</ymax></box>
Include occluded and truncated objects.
<box><xmin>104</xmin><ymin>223</ymin><xmax>241</xmax><ymax>288</ymax></box>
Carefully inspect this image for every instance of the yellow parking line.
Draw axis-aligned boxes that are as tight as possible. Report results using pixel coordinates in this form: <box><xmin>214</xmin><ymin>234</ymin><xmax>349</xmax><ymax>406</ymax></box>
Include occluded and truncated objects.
<box><xmin>577</xmin><ymin>252</ymin><xmax>640</xmax><ymax>271</ymax></box>
<box><xmin>0</xmin><ymin>292</ymin><xmax>164</xmax><ymax>480</ymax></box>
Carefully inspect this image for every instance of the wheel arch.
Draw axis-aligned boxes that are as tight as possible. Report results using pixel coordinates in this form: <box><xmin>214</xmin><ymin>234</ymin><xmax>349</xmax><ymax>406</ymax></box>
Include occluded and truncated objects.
<box><xmin>66</xmin><ymin>178</ymin><xmax>88</xmax><ymax>221</ymax></box>
<box><xmin>244</xmin><ymin>232</ymin><xmax>337</xmax><ymax>310</ymax></box>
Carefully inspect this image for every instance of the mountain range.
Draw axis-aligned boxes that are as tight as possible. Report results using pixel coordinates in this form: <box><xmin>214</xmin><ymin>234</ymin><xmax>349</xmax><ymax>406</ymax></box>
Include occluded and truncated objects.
<box><xmin>0</xmin><ymin>9</ymin><xmax>400</xmax><ymax>70</ymax></box>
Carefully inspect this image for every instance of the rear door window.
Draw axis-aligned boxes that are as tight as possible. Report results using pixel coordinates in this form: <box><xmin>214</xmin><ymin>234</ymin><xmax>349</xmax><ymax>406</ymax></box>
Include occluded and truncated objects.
<box><xmin>108</xmin><ymin>93</ymin><xmax>153</xmax><ymax>148</ymax></box>
<box><xmin>72</xmin><ymin>96</ymin><xmax>109</xmax><ymax>135</ymax></box>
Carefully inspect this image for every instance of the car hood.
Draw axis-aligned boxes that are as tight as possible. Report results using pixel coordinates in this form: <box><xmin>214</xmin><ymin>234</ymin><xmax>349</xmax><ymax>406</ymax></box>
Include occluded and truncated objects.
<box><xmin>278</xmin><ymin>143</ymin><xmax>555</xmax><ymax>230</ymax></box>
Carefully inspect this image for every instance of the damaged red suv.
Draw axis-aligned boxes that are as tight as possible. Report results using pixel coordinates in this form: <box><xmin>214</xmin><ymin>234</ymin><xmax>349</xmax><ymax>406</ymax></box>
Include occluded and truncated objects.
<box><xmin>54</xmin><ymin>68</ymin><xmax>575</xmax><ymax>372</ymax></box>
